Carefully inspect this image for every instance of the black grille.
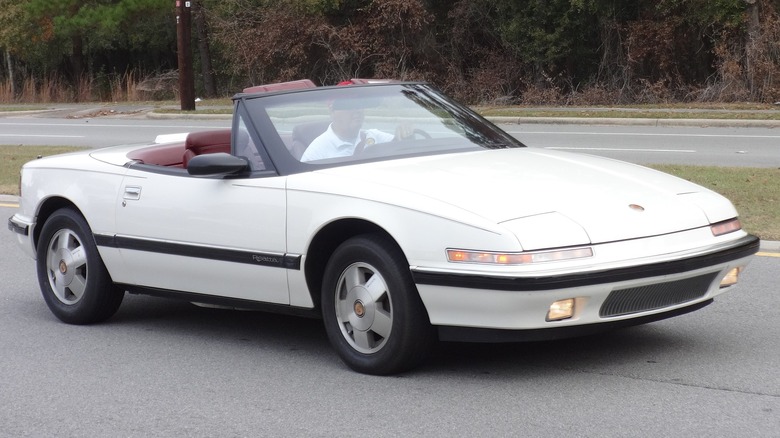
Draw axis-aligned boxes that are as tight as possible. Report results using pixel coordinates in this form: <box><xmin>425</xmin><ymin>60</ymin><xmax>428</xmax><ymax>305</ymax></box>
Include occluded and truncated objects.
<box><xmin>599</xmin><ymin>272</ymin><xmax>719</xmax><ymax>318</ymax></box>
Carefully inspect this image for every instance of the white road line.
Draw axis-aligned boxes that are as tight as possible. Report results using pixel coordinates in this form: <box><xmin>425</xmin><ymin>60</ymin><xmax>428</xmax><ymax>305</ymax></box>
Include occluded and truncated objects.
<box><xmin>513</xmin><ymin>130</ymin><xmax>780</xmax><ymax>139</ymax></box>
<box><xmin>0</xmin><ymin>122</ymin><xmax>224</xmax><ymax>129</ymax></box>
<box><xmin>0</xmin><ymin>134</ymin><xmax>85</xmax><ymax>138</ymax></box>
<box><xmin>546</xmin><ymin>147</ymin><xmax>696</xmax><ymax>153</ymax></box>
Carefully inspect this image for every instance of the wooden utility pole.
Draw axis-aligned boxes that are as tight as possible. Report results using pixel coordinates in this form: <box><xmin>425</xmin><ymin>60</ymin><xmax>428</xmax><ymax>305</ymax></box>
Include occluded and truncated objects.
<box><xmin>176</xmin><ymin>0</ymin><xmax>196</xmax><ymax>110</ymax></box>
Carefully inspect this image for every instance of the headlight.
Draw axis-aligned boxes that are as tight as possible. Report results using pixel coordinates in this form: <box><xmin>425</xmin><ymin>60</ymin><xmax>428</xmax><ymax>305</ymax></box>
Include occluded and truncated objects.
<box><xmin>446</xmin><ymin>247</ymin><xmax>593</xmax><ymax>265</ymax></box>
<box><xmin>711</xmin><ymin>218</ymin><xmax>741</xmax><ymax>236</ymax></box>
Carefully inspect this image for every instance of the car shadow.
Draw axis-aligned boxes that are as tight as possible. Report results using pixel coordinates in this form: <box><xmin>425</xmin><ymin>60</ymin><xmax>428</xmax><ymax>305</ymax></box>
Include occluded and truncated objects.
<box><xmin>423</xmin><ymin>326</ymin><xmax>691</xmax><ymax>375</ymax></box>
<box><xmin>106</xmin><ymin>294</ymin><xmax>700</xmax><ymax>377</ymax></box>
<box><xmin>108</xmin><ymin>293</ymin><xmax>332</xmax><ymax>353</ymax></box>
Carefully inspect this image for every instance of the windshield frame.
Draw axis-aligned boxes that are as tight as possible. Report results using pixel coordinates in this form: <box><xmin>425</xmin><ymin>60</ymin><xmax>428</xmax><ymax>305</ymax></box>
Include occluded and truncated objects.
<box><xmin>236</xmin><ymin>82</ymin><xmax>526</xmax><ymax>176</ymax></box>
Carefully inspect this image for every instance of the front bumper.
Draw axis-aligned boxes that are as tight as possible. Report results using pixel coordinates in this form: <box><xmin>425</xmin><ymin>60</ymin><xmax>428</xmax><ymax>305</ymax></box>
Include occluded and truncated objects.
<box><xmin>8</xmin><ymin>215</ymin><xmax>36</xmax><ymax>258</ymax></box>
<box><xmin>412</xmin><ymin>234</ymin><xmax>759</xmax><ymax>340</ymax></box>
<box><xmin>437</xmin><ymin>299</ymin><xmax>713</xmax><ymax>342</ymax></box>
<box><xmin>8</xmin><ymin>216</ymin><xmax>28</xmax><ymax>236</ymax></box>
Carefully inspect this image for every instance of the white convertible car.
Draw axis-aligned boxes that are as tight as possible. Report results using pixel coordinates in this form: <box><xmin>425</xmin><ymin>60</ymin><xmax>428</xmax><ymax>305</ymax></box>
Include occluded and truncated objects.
<box><xmin>8</xmin><ymin>79</ymin><xmax>759</xmax><ymax>374</ymax></box>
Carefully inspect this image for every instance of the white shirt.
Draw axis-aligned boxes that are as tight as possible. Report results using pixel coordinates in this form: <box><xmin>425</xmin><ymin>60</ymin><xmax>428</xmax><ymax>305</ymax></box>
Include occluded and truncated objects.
<box><xmin>300</xmin><ymin>125</ymin><xmax>394</xmax><ymax>162</ymax></box>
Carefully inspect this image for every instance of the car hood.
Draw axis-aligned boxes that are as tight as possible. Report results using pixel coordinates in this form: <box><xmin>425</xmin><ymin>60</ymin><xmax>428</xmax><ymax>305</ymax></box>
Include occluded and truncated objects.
<box><xmin>307</xmin><ymin>148</ymin><xmax>736</xmax><ymax>248</ymax></box>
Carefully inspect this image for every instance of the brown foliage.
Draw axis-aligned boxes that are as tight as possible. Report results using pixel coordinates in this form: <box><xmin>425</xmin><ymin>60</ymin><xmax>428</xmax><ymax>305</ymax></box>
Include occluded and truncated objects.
<box><xmin>694</xmin><ymin>0</ymin><xmax>780</xmax><ymax>103</ymax></box>
<box><xmin>208</xmin><ymin>2</ymin><xmax>328</xmax><ymax>86</ymax></box>
<box><xmin>312</xmin><ymin>0</ymin><xmax>434</xmax><ymax>83</ymax></box>
<box><xmin>740</xmin><ymin>0</ymin><xmax>778</xmax><ymax>101</ymax></box>
<box><xmin>4</xmin><ymin>0</ymin><xmax>780</xmax><ymax>105</ymax></box>
<box><xmin>437</xmin><ymin>1</ymin><xmax>529</xmax><ymax>104</ymax></box>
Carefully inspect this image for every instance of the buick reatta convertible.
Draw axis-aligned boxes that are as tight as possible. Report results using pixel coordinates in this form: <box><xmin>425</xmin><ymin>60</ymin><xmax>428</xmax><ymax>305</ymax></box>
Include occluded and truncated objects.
<box><xmin>8</xmin><ymin>79</ymin><xmax>759</xmax><ymax>374</ymax></box>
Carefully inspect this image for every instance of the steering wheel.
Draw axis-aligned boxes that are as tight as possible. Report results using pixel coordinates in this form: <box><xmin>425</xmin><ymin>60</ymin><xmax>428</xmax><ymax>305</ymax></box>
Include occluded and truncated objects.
<box><xmin>354</xmin><ymin>128</ymin><xmax>432</xmax><ymax>156</ymax></box>
<box><xmin>409</xmin><ymin>128</ymin><xmax>432</xmax><ymax>140</ymax></box>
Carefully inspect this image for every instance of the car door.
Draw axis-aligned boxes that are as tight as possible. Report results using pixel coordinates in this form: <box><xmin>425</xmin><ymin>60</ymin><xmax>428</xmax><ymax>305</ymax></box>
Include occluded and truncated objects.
<box><xmin>113</xmin><ymin>166</ymin><xmax>290</xmax><ymax>304</ymax></box>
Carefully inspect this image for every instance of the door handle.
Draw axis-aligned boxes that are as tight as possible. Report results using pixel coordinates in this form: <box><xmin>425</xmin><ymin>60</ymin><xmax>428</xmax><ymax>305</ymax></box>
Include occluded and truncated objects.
<box><xmin>123</xmin><ymin>186</ymin><xmax>142</xmax><ymax>201</ymax></box>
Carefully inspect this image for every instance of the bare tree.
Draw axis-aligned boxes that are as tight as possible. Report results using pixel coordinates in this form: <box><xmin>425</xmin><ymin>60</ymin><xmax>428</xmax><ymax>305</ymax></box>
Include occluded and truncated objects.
<box><xmin>193</xmin><ymin>0</ymin><xmax>217</xmax><ymax>97</ymax></box>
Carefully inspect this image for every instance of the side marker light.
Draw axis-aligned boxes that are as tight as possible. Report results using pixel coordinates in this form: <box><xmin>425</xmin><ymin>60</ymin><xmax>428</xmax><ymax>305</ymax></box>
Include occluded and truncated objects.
<box><xmin>711</xmin><ymin>218</ymin><xmax>741</xmax><ymax>236</ymax></box>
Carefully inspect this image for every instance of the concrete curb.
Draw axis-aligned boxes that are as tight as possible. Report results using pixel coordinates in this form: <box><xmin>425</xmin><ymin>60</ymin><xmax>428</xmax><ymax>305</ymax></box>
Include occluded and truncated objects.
<box><xmin>146</xmin><ymin>111</ymin><xmax>232</xmax><ymax>120</ymax></box>
<box><xmin>760</xmin><ymin>240</ymin><xmax>780</xmax><ymax>253</ymax></box>
<box><xmin>0</xmin><ymin>110</ymin><xmax>58</xmax><ymax>116</ymax></box>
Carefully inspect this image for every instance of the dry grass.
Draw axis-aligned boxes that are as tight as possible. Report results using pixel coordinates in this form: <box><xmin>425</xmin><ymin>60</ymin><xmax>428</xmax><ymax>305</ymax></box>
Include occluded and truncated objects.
<box><xmin>650</xmin><ymin>165</ymin><xmax>780</xmax><ymax>241</ymax></box>
<box><xmin>0</xmin><ymin>146</ymin><xmax>88</xmax><ymax>194</ymax></box>
<box><xmin>0</xmin><ymin>71</ymin><xmax>147</xmax><ymax>104</ymax></box>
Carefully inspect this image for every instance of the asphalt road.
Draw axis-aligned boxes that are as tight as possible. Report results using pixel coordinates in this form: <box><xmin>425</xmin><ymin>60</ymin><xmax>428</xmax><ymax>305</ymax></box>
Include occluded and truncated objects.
<box><xmin>1</xmin><ymin>109</ymin><xmax>779</xmax><ymax>168</ymax></box>
<box><xmin>0</xmin><ymin>116</ymin><xmax>230</xmax><ymax>148</ymax></box>
<box><xmin>502</xmin><ymin>124</ymin><xmax>780</xmax><ymax>168</ymax></box>
<box><xmin>1</xmin><ymin>203</ymin><xmax>779</xmax><ymax>437</ymax></box>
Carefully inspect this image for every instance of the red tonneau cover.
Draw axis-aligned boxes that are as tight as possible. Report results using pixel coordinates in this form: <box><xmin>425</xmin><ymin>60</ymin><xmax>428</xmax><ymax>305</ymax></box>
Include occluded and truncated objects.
<box><xmin>242</xmin><ymin>79</ymin><xmax>316</xmax><ymax>94</ymax></box>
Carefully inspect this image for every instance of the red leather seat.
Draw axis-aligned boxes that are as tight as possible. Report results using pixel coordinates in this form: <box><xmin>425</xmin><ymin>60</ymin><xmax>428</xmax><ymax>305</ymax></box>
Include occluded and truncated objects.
<box><xmin>183</xmin><ymin>130</ymin><xmax>232</xmax><ymax>167</ymax></box>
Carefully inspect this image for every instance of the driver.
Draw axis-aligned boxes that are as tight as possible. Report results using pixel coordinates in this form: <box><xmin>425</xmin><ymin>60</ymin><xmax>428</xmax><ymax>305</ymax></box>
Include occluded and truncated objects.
<box><xmin>300</xmin><ymin>98</ymin><xmax>414</xmax><ymax>162</ymax></box>
<box><xmin>301</xmin><ymin>95</ymin><xmax>414</xmax><ymax>161</ymax></box>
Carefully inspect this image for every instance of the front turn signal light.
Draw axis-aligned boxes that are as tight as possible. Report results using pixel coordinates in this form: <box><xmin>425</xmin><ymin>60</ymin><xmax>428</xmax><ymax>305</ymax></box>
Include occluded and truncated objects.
<box><xmin>446</xmin><ymin>247</ymin><xmax>593</xmax><ymax>265</ymax></box>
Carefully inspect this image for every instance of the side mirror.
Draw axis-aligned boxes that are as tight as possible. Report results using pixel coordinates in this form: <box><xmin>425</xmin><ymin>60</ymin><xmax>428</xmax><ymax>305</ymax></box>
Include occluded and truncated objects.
<box><xmin>186</xmin><ymin>153</ymin><xmax>249</xmax><ymax>176</ymax></box>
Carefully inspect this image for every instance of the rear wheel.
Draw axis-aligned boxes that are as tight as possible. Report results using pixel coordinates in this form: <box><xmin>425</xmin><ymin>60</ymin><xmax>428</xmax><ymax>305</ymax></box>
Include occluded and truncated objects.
<box><xmin>36</xmin><ymin>208</ymin><xmax>123</xmax><ymax>324</ymax></box>
<box><xmin>321</xmin><ymin>234</ymin><xmax>435</xmax><ymax>375</ymax></box>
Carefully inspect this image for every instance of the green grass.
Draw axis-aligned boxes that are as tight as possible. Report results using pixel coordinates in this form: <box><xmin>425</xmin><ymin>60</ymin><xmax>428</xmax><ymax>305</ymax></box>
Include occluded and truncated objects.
<box><xmin>0</xmin><ymin>146</ymin><xmax>88</xmax><ymax>194</ymax></box>
<box><xmin>476</xmin><ymin>107</ymin><xmax>780</xmax><ymax>120</ymax></box>
<box><xmin>649</xmin><ymin>165</ymin><xmax>780</xmax><ymax>241</ymax></box>
<box><xmin>1</xmin><ymin>145</ymin><xmax>776</xmax><ymax>240</ymax></box>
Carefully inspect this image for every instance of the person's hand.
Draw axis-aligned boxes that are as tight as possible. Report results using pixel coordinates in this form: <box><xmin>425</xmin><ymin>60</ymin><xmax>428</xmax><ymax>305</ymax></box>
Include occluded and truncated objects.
<box><xmin>394</xmin><ymin>123</ymin><xmax>415</xmax><ymax>141</ymax></box>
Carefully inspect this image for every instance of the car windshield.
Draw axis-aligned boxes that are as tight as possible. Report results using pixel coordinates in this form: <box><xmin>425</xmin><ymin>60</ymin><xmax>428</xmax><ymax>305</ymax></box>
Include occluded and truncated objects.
<box><xmin>243</xmin><ymin>83</ymin><xmax>525</xmax><ymax>166</ymax></box>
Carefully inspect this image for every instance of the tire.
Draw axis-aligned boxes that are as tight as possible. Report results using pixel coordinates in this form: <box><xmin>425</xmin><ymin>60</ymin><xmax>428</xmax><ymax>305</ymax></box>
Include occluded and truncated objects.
<box><xmin>321</xmin><ymin>234</ymin><xmax>435</xmax><ymax>375</ymax></box>
<box><xmin>36</xmin><ymin>208</ymin><xmax>124</xmax><ymax>325</ymax></box>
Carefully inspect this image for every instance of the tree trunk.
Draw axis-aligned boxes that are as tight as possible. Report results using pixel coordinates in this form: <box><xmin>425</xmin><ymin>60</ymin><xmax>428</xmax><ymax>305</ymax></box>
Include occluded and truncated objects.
<box><xmin>70</xmin><ymin>34</ymin><xmax>86</xmax><ymax>101</ymax></box>
<box><xmin>5</xmin><ymin>48</ymin><xmax>15</xmax><ymax>99</ymax></box>
<box><xmin>744</xmin><ymin>0</ymin><xmax>760</xmax><ymax>96</ymax></box>
<box><xmin>746</xmin><ymin>0</ymin><xmax>760</xmax><ymax>40</ymax></box>
<box><xmin>193</xmin><ymin>0</ymin><xmax>217</xmax><ymax>97</ymax></box>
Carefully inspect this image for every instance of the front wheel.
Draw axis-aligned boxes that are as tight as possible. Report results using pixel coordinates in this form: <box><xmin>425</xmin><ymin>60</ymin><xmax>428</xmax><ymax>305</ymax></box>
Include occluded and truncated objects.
<box><xmin>36</xmin><ymin>208</ymin><xmax>124</xmax><ymax>324</ymax></box>
<box><xmin>321</xmin><ymin>234</ymin><xmax>435</xmax><ymax>375</ymax></box>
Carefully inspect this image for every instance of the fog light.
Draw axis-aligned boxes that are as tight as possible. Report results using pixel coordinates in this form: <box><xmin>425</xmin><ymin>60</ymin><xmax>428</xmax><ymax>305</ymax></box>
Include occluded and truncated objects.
<box><xmin>720</xmin><ymin>267</ymin><xmax>743</xmax><ymax>288</ymax></box>
<box><xmin>547</xmin><ymin>298</ymin><xmax>575</xmax><ymax>321</ymax></box>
